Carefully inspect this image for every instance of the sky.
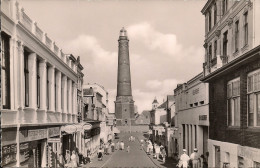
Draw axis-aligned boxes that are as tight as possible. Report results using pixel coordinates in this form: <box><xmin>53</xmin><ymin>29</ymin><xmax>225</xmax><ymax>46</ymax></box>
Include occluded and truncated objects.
<box><xmin>19</xmin><ymin>0</ymin><xmax>206</xmax><ymax>114</ymax></box>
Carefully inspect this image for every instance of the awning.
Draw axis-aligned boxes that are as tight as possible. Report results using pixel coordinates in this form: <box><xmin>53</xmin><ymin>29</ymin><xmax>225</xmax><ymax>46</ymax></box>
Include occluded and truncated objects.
<box><xmin>113</xmin><ymin>127</ymin><xmax>120</xmax><ymax>134</ymax></box>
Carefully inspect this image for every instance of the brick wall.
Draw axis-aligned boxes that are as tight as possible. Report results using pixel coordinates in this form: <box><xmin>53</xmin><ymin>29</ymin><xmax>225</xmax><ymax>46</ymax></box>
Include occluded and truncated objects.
<box><xmin>209</xmin><ymin>59</ymin><xmax>260</xmax><ymax>149</ymax></box>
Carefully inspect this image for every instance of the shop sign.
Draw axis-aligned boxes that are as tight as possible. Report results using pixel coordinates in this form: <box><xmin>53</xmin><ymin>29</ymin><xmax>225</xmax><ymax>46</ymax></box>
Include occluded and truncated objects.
<box><xmin>61</xmin><ymin>125</ymin><xmax>77</xmax><ymax>134</ymax></box>
<box><xmin>83</xmin><ymin>123</ymin><xmax>92</xmax><ymax>130</ymax></box>
<box><xmin>48</xmin><ymin>127</ymin><xmax>60</xmax><ymax>138</ymax></box>
<box><xmin>48</xmin><ymin>138</ymin><xmax>61</xmax><ymax>143</ymax></box>
<box><xmin>2</xmin><ymin>144</ymin><xmax>17</xmax><ymax>166</ymax></box>
<box><xmin>28</xmin><ymin>129</ymin><xmax>47</xmax><ymax>141</ymax></box>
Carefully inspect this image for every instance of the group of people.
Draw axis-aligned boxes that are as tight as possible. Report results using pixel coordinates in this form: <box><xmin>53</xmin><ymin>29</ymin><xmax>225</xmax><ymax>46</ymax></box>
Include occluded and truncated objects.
<box><xmin>143</xmin><ymin>139</ymin><xmax>167</xmax><ymax>163</ymax></box>
<box><xmin>178</xmin><ymin>148</ymin><xmax>201</xmax><ymax>168</ymax></box>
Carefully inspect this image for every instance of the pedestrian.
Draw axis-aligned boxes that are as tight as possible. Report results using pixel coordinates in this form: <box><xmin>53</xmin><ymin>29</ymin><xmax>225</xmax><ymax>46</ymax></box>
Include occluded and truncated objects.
<box><xmin>105</xmin><ymin>143</ymin><xmax>109</xmax><ymax>155</ymax></box>
<box><xmin>178</xmin><ymin>149</ymin><xmax>190</xmax><ymax>168</ymax></box>
<box><xmin>155</xmin><ymin>145</ymin><xmax>160</xmax><ymax>160</ymax></box>
<box><xmin>161</xmin><ymin>147</ymin><xmax>167</xmax><ymax>163</ymax></box>
<box><xmin>190</xmin><ymin>148</ymin><xmax>200</xmax><ymax>168</ymax></box>
<box><xmin>97</xmin><ymin>148</ymin><xmax>103</xmax><ymax>161</ymax></box>
<box><xmin>127</xmin><ymin>145</ymin><xmax>130</xmax><ymax>153</ymax></box>
<box><xmin>70</xmin><ymin>150</ymin><xmax>78</xmax><ymax>168</ymax></box>
<box><xmin>58</xmin><ymin>154</ymin><xmax>65</xmax><ymax>168</ymax></box>
<box><xmin>122</xmin><ymin>141</ymin><xmax>125</xmax><ymax>150</ymax></box>
<box><xmin>111</xmin><ymin>142</ymin><xmax>115</xmax><ymax>152</ymax></box>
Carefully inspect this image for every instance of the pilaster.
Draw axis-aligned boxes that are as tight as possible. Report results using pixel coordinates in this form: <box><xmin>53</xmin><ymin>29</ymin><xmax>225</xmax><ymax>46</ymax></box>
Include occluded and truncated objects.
<box><xmin>48</xmin><ymin>66</ymin><xmax>55</xmax><ymax>111</ymax></box>
<box><xmin>28</xmin><ymin>52</ymin><xmax>37</xmax><ymax>109</ymax></box>
<box><xmin>62</xmin><ymin>75</ymin><xmax>67</xmax><ymax>114</ymax></box>
<box><xmin>56</xmin><ymin>71</ymin><xmax>62</xmax><ymax>112</ymax></box>
<box><xmin>39</xmin><ymin>60</ymin><xmax>47</xmax><ymax>110</ymax></box>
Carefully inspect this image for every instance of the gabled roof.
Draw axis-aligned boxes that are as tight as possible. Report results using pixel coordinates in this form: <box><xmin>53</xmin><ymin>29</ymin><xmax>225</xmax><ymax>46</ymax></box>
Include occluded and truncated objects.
<box><xmin>158</xmin><ymin>101</ymin><xmax>167</xmax><ymax>109</ymax></box>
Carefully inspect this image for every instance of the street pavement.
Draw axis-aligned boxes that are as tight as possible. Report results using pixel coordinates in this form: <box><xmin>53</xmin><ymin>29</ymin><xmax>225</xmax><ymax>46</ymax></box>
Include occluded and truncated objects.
<box><xmin>84</xmin><ymin>132</ymin><xmax>177</xmax><ymax>168</ymax></box>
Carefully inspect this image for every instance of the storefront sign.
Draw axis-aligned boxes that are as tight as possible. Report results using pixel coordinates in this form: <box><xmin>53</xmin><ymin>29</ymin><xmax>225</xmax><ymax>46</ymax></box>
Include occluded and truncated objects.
<box><xmin>28</xmin><ymin>129</ymin><xmax>47</xmax><ymax>141</ymax></box>
<box><xmin>48</xmin><ymin>127</ymin><xmax>60</xmax><ymax>138</ymax></box>
<box><xmin>83</xmin><ymin>123</ymin><xmax>92</xmax><ymax>130</ymax></box>
<box><xmin>61</xmin><ymin>125</ymin><xmax>77</xmax><ymax>134</ymax></box>
<box><xmin>2</xmin><ymin>144</ymin><xmax>17</xmax><ymax>166</ymax></box>
<box><xmin>48</xmin><ymin>138</ymin><xmax>61</xmax><ymax>143</ymax></box>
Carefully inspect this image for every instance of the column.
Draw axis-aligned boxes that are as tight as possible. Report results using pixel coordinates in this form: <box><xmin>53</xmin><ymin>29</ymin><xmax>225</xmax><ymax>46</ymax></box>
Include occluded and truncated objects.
<box><xmin>17</xmin><ymin>41</ymin><xmax>24</xmax><ymax>123</ymax></box>
<box><xmin>10</xmin><ymin>37</ymin><xmax>18</xmax><ymax>110</ymax></box>
<box><xmin>73</xmin><ymin>83</ymin><xmax>77</xmax><ymax>115</ymax></box>
<box><xmin>41</xmin><ymin>141</ymin><xmax>47</xmax><ymax>167</ymax></box>
<box><xmin>62</xmin><ymin>75</ymin><xmax>67</xmax><ymax>114</ymax></box>
<box><xmin>39</xmin><ymin>60</ymin><xmax>47</xmax><ymax>110</ymax></box>
<box><xmin>67</xmin><ymin>79</ymin><xmax>72</xmax><ymax>114</ymax></box>
<box><xmin>28</xmin><ymin>53</ymin><xmax>37</xmax><ymax>108</ymax></box>
<box><xmin>56</xmin><ymin>71</ymin><xmax>62</xmax><ymax>112</ymax></box>
<box><xmin>48</xmin><ymin>66</ymin><xmax>55</xmax><ymax>111</ymax></box>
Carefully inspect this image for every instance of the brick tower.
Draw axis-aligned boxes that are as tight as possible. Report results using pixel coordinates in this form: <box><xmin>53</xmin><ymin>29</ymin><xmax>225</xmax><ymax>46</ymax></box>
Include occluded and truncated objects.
<box><xmin>115</xmin><ymin>27</ymin><xmax>135</xmax><ymax>128</ymax></box>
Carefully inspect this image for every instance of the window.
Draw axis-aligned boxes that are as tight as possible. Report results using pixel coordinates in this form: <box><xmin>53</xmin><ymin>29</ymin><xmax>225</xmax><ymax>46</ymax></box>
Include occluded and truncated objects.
<box><xmin>209</xmin><ymin>45</ymin><xmax>212</xmax><ymax>61</ymax></box>
<box><xmin>254</xmin><ymin>161</ymin><xmax>260</xmax><ymax>168</ymax></box>
<box><xmin>235</xmin><ymin>20</ymin><xmax>239</xmax><ymax>52</ymax></box>
<box><xmin>1</xmin><ymin>33</ymin><xmax>10</xmax><ymax>109</ymax></box>
<box><xmin>37</xmin><ymin>59</ymin><xmax>40</xmax><ymax>108</ymax></box>
<box><xmin>223</xmin><ymin>31</ymin><xmax>228</xmax><ymax>56</ymax></box>
<box><xmin>238</xmin><ymin>156</ymin><xmax>244</xmax><ymax>168</ymax></box>
<box><xmin>247</xmin><ymin>69</ymin><xmax>260</xmax><ymax>127</ymax></box>
<box><xmin>227</xmin><ymin>78</ymin><xmax>240</xmax><ymax>126</ymax></box>
<box><xmin>24</xmin><ymin>51</ymin><xmax>29</xmax><ymax>107</ymax></box>
<box><xmin>46</xmin><ymin>65</ymin><xmax>49</xmax><ymax>110</ymax></box>
<box><xmin>244</xmin><ymin>12</ymin><xmax>248</xmax><ymax>46</ymax></box>
<box><xmin>214</xmin><ymin>3</ymin><xmax>217</xmax><ymax>25</ymax></box>
<box><xmin>214</xmin><ymin>40</ymin><xmax>217</xmax><ymax>58</ymax></box>
<box><xmin>182</xmin><ymin>124</ymin><xmax>185</xmax><ymax>149</ymax></box>
<box><xmin>209</xmin><ymin>11</ymin><xmax>212</xmax><ymax>31</ymax></box>
<box><xmin>223</xmin><ymin>0</ymin><xmax>228</xmax><ymax>15</ymax></box>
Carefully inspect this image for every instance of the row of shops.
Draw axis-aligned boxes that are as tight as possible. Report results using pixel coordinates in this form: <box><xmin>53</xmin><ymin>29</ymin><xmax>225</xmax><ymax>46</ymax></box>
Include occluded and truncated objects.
<box><xmin>1</xmin><ymin>120</ymin><xmax>104</xmax><ymax>167</ymax></box>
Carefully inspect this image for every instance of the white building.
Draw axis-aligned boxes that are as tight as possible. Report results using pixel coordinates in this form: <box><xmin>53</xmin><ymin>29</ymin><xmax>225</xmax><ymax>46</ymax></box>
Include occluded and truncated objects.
<box><xmin>174</xmin><ymin>73</ymin><xmax>209</xmax><ymax>158</ymax></box>
<box><xmin>1</xmin><ymin>1</ymin><xmax>81</xmax><ymax>167</ymax></box>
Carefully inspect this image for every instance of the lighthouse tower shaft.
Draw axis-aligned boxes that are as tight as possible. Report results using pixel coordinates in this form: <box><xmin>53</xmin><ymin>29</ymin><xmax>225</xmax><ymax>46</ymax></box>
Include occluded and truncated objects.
<box><xmin>115</xmin><ymin>28</ymin><xmax>135</xmax><ymax>127</ymax></box>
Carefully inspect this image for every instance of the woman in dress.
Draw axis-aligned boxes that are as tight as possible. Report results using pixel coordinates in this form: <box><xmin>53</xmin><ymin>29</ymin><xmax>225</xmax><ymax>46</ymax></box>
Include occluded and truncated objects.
<box><xmin>70</xmin><ymin>150</ymin><xmax>77</xmax><ymax>167</ymax></box>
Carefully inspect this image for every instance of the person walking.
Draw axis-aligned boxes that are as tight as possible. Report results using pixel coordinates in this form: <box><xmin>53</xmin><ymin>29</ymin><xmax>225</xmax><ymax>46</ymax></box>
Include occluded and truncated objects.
<box><xmin>155</xmin><ymin>145</ymin><xmax>160</xmax><ymax>160</ymax></box>
<box><xmin>178</xmin><ymin>149</ymin><xmax>190</xmax><ymax>168</ymax></box>
<box><xmin>97</xmin><ymin>148</ymin><xmax>103</xmax><ymax>161</ymax></box>
<box><xmin>161</xmin><ymin>147</ymin><xmax>167</xmax><ymax>163</ymax></box>
<box><xmin>127</xmin><ymin>145</ymin><xmax>130</xmax><ymax>153</ymax></box>
<box><xmin>111</xmin><ymin>142</ymin><xmax>115</xmax><ymax>152</ymax></box>
<box><xmin>190</xmin><ymin>148</ymin><xmax>200</xmax><ymax>168</ymax></box>
<box><xmin>70</xmin><ymin>150</ymin><xmax>78</xmax><ymax>168</ymax></box>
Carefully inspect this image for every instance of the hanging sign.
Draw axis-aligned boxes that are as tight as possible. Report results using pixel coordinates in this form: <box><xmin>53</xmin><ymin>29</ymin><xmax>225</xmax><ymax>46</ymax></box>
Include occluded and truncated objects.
<box><xmin>83</xmin><ymin>123</ymin><xmax>92</xmax><ymax>130</ymax></box>
<box><xmin>61</xmin><ymin>125</ymin><xmax>77</xmax><ymax>134</ymax></box>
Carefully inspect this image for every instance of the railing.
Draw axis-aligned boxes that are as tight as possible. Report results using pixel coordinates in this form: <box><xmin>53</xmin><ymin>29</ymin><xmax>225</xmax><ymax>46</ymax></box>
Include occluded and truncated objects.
<box><xmin>21</xmin><ymin>8</ymin><xmax>33</xmax><ymax>31</ymax></box>
<box><xmin>3</xmin><ymin>0</ymin><xmax>75</xmax><ymax>69</ymax></box>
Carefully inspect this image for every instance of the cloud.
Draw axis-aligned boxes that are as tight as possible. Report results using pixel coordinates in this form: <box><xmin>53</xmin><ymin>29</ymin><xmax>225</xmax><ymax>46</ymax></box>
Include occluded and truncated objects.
<box><xmin>63</xmin><ymin>22</ymin><xmax>203</xmax><ymax>114</ymax></box>
<box><xmin>127</xmin><ymin>22</ymin><xmax>182</xmax><ymax>56</ymax></box>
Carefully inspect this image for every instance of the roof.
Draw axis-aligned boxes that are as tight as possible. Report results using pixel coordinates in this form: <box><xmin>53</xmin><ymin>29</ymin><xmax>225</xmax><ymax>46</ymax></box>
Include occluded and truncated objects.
<box><xmin>152</xmin><ymin>98</ymin><xmax>159</xmax><ymax>104</ymax></box>
<box><xmin>167</xmin><ymin>95</ymin><xmax>175</xmax><ymax>101</ymax></box>
<box><xmin>157</xmin><ymin>101</ymin><xmax>167</xmax><ymax>109</ymax></box>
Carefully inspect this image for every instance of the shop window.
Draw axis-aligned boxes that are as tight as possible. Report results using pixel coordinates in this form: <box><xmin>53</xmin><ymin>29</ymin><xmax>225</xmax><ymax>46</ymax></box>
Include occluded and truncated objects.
<box><xmin>227</xmin><ymin>78</ymin><xmax>240</xmax><ymax>126</ymax></box>
<box><xmin>247</xmin><ymin>69</ymin><xmax>260</xmax><ymax>127</ymax></box>
<box><xmin>1</xmin><ymin>32</ymin><xmax>10</xmax><ymax>109</ymax></box>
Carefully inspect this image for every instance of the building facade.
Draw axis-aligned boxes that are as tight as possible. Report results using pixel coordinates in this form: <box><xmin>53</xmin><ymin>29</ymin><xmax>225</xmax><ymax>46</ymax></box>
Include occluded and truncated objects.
<box><xmin>201</xmin><ymin>0</ymin><xmax>260</xmax><ymax>167</ymax></box>
<box><xmin>174</xmin><ymin>73</ymin><xmax>209</xmax><ymax>159</ymax></box>
<box><xmin>1</xmin><ymin>1</ymin><xmax>80</xmax><ymax>167</ymax></box>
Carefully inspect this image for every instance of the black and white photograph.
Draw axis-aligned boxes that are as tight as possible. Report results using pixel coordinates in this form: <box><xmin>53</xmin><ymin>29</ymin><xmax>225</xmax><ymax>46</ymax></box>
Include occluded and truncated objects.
<box><xmin>1</xmin><ymin>0</ymin><xmax>260</xmax><ymax>167</ymax></box>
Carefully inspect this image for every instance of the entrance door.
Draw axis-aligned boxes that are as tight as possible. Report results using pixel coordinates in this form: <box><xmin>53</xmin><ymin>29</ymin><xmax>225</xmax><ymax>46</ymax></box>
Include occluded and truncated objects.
<box><xmin>215</xmin><ymin>146</ymin><xmax>221</xmax><ymax>168</ymax></box>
